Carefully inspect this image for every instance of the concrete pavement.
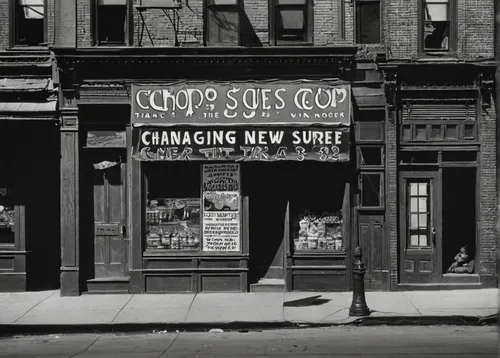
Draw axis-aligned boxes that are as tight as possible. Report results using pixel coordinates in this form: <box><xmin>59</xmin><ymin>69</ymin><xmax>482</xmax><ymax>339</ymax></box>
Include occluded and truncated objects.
<box><xmin>0</xmin><ymin>326</ymin><xmax>497</xmax><ymax>358</ymax></box>
<box><xmin>0</xmin><ymin>289</ymin><xmax>498</xmax><ymax>335</ymax></box>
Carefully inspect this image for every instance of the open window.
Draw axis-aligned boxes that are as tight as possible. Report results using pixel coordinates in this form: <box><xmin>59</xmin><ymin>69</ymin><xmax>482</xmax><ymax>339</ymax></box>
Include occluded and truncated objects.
<box><xmin>94</xmin><ymin>0</ymin><xmax>128</xmax><ymax>46</ymax></box>
<box><xmin>421</xmin><ymin>0</ymin><xmax>456</xmax><ymax>55</ymax></box>
<box><xmin>270</xmin><ymin>0</ymin><xmax>313</xmax><ymax>45</ymax></box>
<box><xmin>13</xmin><ymin>0</ymin><xmax>46</xmax><ymax>46</ymax></box>
<box><xmin>205</xmin><ymin>0</ymin><xmax>241</xmax><ymax>46</ymax></box>
<box><xmin>355</xmin><ymin>0</ymin><xmax>381</xmax><ymax>45</ymax></box>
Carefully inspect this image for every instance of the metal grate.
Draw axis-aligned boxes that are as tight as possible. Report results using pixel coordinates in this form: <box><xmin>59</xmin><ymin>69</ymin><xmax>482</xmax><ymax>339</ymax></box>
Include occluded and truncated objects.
<box><xmin>402</xmin><ymin>103</ymin><xmax>477</xmax><ymax>121</ymax></box>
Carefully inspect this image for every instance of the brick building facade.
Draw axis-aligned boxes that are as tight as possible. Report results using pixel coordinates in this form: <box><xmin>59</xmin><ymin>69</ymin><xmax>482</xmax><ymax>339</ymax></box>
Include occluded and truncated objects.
<box><xmin>0</xmin><ymin>0</ymin><xmax>496</xmax><ymax>295</ymax></box>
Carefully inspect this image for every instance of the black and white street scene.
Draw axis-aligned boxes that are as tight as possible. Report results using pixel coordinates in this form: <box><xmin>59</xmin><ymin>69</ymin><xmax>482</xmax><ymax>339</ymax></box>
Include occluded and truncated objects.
<box><xmin>0</xmin><ymin>0</ymin><xmax>499</xmax><ymax>356</ymax></box>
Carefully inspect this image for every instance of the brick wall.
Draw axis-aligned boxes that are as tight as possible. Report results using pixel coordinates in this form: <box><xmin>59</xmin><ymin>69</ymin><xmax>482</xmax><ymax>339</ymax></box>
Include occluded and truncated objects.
<box><xmin>72</xmin><ymin>0</ymin><xmax>348</xmax><ymax>47</ymax></box>
<box><xmin>77</xmin><ymin>0</ymin><xmax>92</xmax><ymax>47</ymax></box>
<box><xmin>384</xmin><ymin>0</ymin><xmax>494</xmax><ymax>60</ymax></box>
<box><xmin>480</xmin><ymin>101</ymin><xmax>497</xmax><ymax>277</ymax></box>
<box><xmin>0</xmin><ymin>0</ymin><xmax>9</xmax><ymax>49</ymax></box>
<box><xmin>386</xmin><ymin>106</ymin><xmax>398</xmax><ymax>288</ymax></box>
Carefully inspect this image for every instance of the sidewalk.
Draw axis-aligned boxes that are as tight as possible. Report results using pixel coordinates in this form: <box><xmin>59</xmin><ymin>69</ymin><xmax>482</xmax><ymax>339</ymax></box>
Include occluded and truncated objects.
<box><xmin>0</xmin><ymin>289</ymin><xmax>498</xmax><ymax>335</ymax></box>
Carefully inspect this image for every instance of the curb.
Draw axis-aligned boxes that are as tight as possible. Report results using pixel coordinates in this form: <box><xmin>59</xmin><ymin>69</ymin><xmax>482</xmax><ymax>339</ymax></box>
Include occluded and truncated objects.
<box><xmin>0</xmin><ymin>315</ymin><xmax>496</xmax><ymax>337</ymax></box>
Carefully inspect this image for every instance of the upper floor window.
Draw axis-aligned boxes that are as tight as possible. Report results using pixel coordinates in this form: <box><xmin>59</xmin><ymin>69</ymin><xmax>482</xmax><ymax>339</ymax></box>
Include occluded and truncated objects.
<box><xmin>14</xmin><ymin>0</ymin><xmax>46</xmax><ymax>46</ymax></box>
<box><xmin>95</xmin><ymin>0</ymin><xmax>128</xmax><ymax>46</ymax></box>
<box><xmin>270</xmin><ymin>0</ymin><xmax>313</xmax><ymax>45</ymax></box>
<box><xmin>205</xmin><ymin>0</ymin><xmax>240</xmax><ymax>46</ymax></box>
<box><xmin>421</xmin><ymin>0</ymin><xmax>456</xmax><ymax>54</ymax></box>
<box><xmin>355</xmin><ymin>0</ymin><xmax>381</xmax><ymax>45</ymax></box>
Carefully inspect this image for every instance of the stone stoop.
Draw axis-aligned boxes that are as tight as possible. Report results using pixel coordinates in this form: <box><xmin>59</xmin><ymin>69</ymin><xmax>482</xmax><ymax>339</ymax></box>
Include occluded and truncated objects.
<box><xmin>250</xmin><ymin>278</ymin><xmax>285</xmax><ymax>292</ymax></box>
<box><xmin>84</xmin><ymin>277</ymin><xmax>130</xmax><ymax>294</ymax></box>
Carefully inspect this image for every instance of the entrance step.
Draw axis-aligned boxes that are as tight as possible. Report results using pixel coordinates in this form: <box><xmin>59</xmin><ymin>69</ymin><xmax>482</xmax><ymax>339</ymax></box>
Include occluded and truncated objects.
<box><xmin>398</xmin><ymin>283</ymin><xmax>483</xmax><ymax>291</ymax></box>
<box><xmin>85</xmin><ymin>277</ymin><xmax>130</xmax><ymax>294</ymax></box>
<box><xmin>250</xmin><ymin>279</ymin><xmax>285</xmax><ymax>292</ymax></box>
<box><xmin>442</xmin><ymin>273</ymin><xmax>481</xmax><ymax>284</ymax></box>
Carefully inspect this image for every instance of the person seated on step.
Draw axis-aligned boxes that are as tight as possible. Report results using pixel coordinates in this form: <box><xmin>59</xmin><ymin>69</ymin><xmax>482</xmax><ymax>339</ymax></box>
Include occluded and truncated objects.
<box><xmin>447</xmin><ymin>245</ymin><xmax>475</xmax><ymax>274</ymax></box>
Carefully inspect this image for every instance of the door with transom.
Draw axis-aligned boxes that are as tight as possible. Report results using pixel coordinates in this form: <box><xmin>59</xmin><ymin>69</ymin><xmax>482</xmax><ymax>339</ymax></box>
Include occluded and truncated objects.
<box><xmin>399</xmin><ymin>171</ymin><xmax>441</xmax><ymax>284</ymax></box>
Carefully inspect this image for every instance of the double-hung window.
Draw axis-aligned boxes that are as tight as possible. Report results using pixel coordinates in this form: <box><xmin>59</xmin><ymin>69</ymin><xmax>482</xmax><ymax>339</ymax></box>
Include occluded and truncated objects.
<box><xmin>205</xmin><ymin>0</ymin><xmax>241</xmax><ymax>46</ymax></box>
<box><xmin>421</xmin><ymin>0</ymin><xmax>456</xmax><ymax>54</ymax></box>
<box><xmin>355</xmin><ymin>0</ymin><xmax>381</xmax><ymax>45</ymax></box>
<box><xmin>95</xmin><ymin>0</ymin><xmax>128</xmax><ymax>46</ymax></box>
<box><xmin>270</xmin><ymin>0</ymin><xmax>313</xmax><ymax>45</ymax></box>
<box><xmin>14</xmin><ymin>0</ymin><xmax>46</xmax><ymax>46</ymax></box>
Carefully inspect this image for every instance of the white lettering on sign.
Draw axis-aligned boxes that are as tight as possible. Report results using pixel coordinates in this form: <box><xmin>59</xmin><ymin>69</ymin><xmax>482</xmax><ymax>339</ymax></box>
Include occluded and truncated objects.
<box><xmin>134</xmin><ymin>86</ymin><xmax>348</xmax><ymax>119</ymax></box>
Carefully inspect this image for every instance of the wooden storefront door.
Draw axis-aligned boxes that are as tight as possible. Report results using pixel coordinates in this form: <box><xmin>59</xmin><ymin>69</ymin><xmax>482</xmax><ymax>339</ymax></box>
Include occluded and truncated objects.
<box><xmin>399</xmin><ymin>171</ymin><xmax>441</xmax><ymax>284</ymax></box>
<box><xmin>90</xmin><ymin>151</ymin><xmax>129</xmax><ymax>279</ymax></box>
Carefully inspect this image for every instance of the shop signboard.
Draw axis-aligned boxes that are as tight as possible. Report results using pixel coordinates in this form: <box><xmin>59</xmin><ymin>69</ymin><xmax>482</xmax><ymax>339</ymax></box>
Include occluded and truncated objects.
<box><xmin>202</xmin><ymin>164</ymin><xmax>241</xmax><ymax>252</ymax></box>
<box><xmin>132</xmin><ymin>127</ymin><xmax>350</xmax><ymax>162</ymax></box>
<box><xmin>131</xmin><ymin>80</ymin><xmax>351</xmax><ymax>127</ymax></box>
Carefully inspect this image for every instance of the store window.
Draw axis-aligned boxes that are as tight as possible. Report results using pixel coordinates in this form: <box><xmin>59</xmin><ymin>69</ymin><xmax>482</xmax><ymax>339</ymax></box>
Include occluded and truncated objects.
<box><xmin>407</xmin><ymin>181</ymin><xmax>431</xmax><ymax>247</ymax></box>
<box><xmin>0</xmin><ymin>189</ymin><xmax>15</xmax><ymax>246</ymax></box>
<box><xmin>270</xmin><ymin>0</ymin><xmax>313</xmax><ymax>45</ymax></box>
<box><xmin>355</xmin><ymin>0</ymin><xmax>381</xmax><ymax>44</ymax></box>
<box><xmin>289</xmin><ymin>163</ymin><xmax>346</xmax><ymax>253</ymax></box>
<box><xmin>422</xmin><ymin>0</ymin><xmax>456</xmax><ymax>54</ymax></box>
<box><xmin>14</xmin><ymin>0</ymin><xmax>46</xmax><ymax>46</ymax></box>
<box><xmin>292</xmin><ymin>210</ymin><xmax>344</xmax><ymax>252</ymax></box>
<box><xmin>145</xmin><ymin>163</ymin><xmax>201</xmax><ymax>251</ymax></box>
<box><xmin>205</xmin><ymin>0</ymin><xmax>240</xmax><ymax>46</ymax></box>
<box><xmin>95</xmin><ymin>0</ymin><xmax>128</xmax><ymax>46</ymax></box>
<box><xmin>145</xmin><ymin>163</ymin><xmax>242</xmax><ymax>253</ymax></box>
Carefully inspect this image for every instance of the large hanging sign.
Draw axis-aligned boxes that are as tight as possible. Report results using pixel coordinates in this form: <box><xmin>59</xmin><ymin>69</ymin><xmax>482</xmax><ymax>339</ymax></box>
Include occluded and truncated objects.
<box><xmin>132</xmin><ymin>127</ymin><xmax>350</xmax><ymax>162</ymax></box>
<box><xmin>131</xmin><ymin>80</ymin><xmax>351</xmax><ymax>127</ymax></box>
<box><xmin>202</xmin><ymin>164</ymin><xmax>241</xmax><ymax>252</ymax></box>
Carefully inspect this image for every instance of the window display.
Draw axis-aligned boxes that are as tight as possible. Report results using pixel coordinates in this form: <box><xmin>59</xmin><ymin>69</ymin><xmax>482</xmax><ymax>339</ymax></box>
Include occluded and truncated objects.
<box><xmin>146</xmin><ymin>198</ymin><xmax>201</xmax><ymax>250</ymax></box>
<box><xmin>293</xmin><ymin>211</ymin><xmax>344</xmax><ymax>252</ymax></box>
<box><xmin>0</xmin><ymin>188</ymin><xmax>15</xmax><ymax>245</ymax></box>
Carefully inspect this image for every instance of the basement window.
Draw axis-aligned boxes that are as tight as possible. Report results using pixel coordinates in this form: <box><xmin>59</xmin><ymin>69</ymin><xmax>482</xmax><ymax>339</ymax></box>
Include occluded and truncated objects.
<box><xmin>14</xmin><ymin>0</ymin><xmax>46</xmax><ymax>46</ymax></box>
<box><xmin>95</xmin><ymin>0</ymin><xmax>127</xmax><ymax>46</ymax></box>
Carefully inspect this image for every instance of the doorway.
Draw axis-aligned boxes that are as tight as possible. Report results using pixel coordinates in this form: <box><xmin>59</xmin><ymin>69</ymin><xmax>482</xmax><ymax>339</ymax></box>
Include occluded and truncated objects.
<box><xmin>399</xmin><ymin>170</ymin><xmax>441</xmax><ymax>284</ymax></box>
<box><xmin>82</xmin><ymin>150</ymin><xmax>129</xmax><ymax>281</ymax></box>
<box><xmin>442</xmin><ymin>167</ymin><xmax>476</xmax><ymax>273</ymax></box>
<box><xmin>242</xmin><ymin>163</ymin><xmax>288</xmax><ymax>285</ymax></box>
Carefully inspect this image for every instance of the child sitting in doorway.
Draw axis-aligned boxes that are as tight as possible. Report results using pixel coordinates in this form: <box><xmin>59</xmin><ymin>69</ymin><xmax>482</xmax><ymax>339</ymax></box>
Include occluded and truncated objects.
<box><xmin>447</xmin><ymin>245</ymin><xmax>475</xmax><ymax>274</ymax></box>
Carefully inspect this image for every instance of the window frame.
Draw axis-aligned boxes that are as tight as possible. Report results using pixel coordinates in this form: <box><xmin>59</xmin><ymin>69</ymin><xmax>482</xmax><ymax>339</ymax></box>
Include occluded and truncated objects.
<box><xmin>269</xmin><ymin>0</ymin><xmax>313</xmax><ymax>46</ymax></box>
<box><xmin>354</xmin><ymin>0</ymin><xmax>382</xmax><ymax>45</ymax></box>
<box><xmin>10</xmin><ymin>0</ymin><xmax>48</xmax><ymax>48</ymax></box>
<box><xmin>406</xmin><ymin>180</ymin><xmax>432</xmax><ymax>249</ymax></box>
<box><xmin>204</xmin><ymin>0</ymin><xmax>242</xmax><ymax>47</ymax></box>
<box><xmin>93</xmin><ymin>0</ymin><xmax>132</xmax><ymax>47</ymax></box>
<box><xmin>418</xmin><ymin>0</ymin><xmax>457</xmax><ymax>57</ymax></box>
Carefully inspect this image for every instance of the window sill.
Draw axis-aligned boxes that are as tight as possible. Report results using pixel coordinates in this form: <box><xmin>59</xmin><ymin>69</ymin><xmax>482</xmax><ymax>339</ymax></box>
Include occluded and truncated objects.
<box><xmin>274</xmin><ymin>42</ymin><xmax>314</xmax><ymax>47</ymax></box>
<box><xmin>6</xmin><ymin>46</ymin><xmax>49</xmax><ymax>52</ymax></box>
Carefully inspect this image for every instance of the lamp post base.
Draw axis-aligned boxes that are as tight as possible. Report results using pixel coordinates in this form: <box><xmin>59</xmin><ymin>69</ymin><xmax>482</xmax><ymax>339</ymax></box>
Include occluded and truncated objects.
<box><xmin>349</xmin><ymin>246</ymin><xmax>370</xmax><ymax>317</ymax></box>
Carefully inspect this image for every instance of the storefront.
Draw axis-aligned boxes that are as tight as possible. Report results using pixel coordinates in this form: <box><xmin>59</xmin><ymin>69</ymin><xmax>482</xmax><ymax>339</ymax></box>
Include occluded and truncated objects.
<box><xmin>131</xmin><ymin>80</ymin><xmax>353</xmax><ymax>293</ymax></box>
<box><xmin>0</xmin><ymin>66</ymin><xmax>61</xmax><ymax>292</ymax></box>
<box><xmin>76</xmin><ymin>79</ymin><xmax>355</xmax><ymax>293</ymax></box>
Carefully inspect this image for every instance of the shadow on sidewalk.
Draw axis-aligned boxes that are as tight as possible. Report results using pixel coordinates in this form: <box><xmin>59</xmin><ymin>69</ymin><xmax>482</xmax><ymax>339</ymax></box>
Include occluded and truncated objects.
<box><xmin>283</xmin><ymin>295</ymin><xmax>331</xmax><ymax>307</ymax></box>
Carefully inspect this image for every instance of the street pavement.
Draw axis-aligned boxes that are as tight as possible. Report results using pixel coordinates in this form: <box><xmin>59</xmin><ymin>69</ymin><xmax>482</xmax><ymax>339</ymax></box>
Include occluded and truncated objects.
<box><xmin>0</xmin><ymin>289</ymin><xmax>497</xmax><ymax>335</ymax></box>
<box><xmin>0</xmin><ymin>326</ymin><xmax>497</xmax><ymax>357</ymax></box>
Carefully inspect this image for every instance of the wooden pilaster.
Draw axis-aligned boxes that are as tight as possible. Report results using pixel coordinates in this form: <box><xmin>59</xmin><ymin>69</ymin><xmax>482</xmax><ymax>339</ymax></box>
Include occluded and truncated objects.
<box><xmin>60</xmin><ymin>106</ymin><xmax>80</xmax><ymax>296</ymax></box>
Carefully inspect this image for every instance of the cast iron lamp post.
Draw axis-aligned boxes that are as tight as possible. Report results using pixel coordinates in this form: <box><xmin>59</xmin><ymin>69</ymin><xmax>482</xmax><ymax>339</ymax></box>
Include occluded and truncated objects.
<box><xmin>349</xmin><ymin>246</ymin><xmax>370</xmax><ymax>317</ymax></box>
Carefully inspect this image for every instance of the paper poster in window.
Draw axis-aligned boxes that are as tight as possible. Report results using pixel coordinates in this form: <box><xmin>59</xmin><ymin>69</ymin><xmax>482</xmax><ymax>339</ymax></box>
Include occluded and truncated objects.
<box><xmin>202</xmin><ymin>164</ymin><xmax>241</xmax><ymax>252</ymax></box>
